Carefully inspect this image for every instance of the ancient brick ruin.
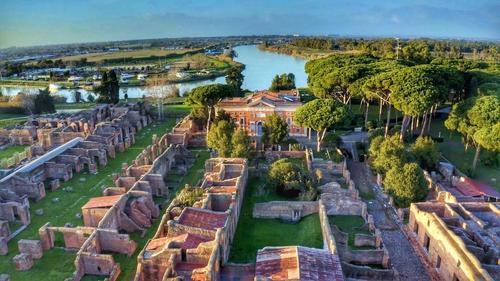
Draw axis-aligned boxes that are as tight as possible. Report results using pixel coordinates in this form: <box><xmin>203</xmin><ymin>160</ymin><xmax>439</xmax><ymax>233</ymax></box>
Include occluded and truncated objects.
<box><xmin>408</xmin><ymin>192</ymin><xmax>499</xmax><ymax>281</ymax></box>
<box><xmin>134</xmin><ymin>158</ymin><xmax>248</xmax><ymax>281</ymax></box>
<box><xmin>0</xmin><ymin>103</ymin><xmax>150</xmax><ymax>257</ymax></box>
<box><xmin>254</xmin><ymin>246</ymin><xmax>344</xmax><ymax>281</ymax></box>
<box><xmin>32</xmin><ymin>115</ymin><xmax>201</xmax><ymax>280</ymax></box>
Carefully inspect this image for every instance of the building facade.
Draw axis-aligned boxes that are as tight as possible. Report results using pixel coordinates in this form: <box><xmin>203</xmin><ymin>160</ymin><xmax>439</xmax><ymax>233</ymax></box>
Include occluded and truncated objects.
<box><xmin>216</xmin><ymin>90</ymin><xmax>307</xmax><ymax>137</ymax></box>
<box><xmin>409</xmin><ymin>198</ymin><xmax>499</xmax><ymax>281</ymax></box>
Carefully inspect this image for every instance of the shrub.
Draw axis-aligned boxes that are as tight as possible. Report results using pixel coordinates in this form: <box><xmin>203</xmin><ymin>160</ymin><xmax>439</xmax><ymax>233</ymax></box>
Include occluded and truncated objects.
<box><xmin>175</xmin><ymin>186</ymin><xmax>205</xmax><ymax>208</ymax></box>
<box><xmin>410</xmin><ymin>137</ymin><xmax>441</xmax><ymax>170</ymax></box>
<box><xmin>384</xmin><ymin>163</ymin><xmax>428</xmax><ymax>208</ymax></box>
<box><xmin>369</xmin><ymin>134</ymin><xmax>409</xmax><ymax>174</ymax></box>
<box><xmin>268</xmin><ymin>159</ymin><xmax>311</xmax><ymax>198</ymax></box>
<box><xmin>368</xmin><ymin>128</ymin><xmax>384</xmax><ymax>141</ymax></box>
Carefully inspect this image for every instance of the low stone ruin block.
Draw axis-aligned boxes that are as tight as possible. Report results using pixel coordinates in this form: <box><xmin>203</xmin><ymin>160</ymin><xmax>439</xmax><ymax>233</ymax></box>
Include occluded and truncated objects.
<box><xmin>0</xmin><ymin>274</ymin><xmax>10</xmax><ymax>281</ymax></box>
<box><xmin>50</xmin><ymin>179</ymin><xmax>60</xmax><ymax>191</ymax></box>
<box><xmin>13</xmin><ymin>253</ymin><xmax>33</xmax><ymax>271</ymax></box>
<box><xmin>0</xmin><ymin>221</ymin><xmax>10</xmax><ymax>239</ymax></box>
<box><xmin>0</xmin><ymin>237</ymin><xmax>8</xmax><ymax>255</ymax></box>
<box><xmin>18</xmin><ymin>239</ymin><xmax>43</xmax><ymax>259</ymax></box>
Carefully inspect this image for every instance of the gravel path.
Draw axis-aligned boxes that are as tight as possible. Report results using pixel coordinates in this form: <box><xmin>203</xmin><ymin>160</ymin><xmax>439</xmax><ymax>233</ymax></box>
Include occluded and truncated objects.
<box><xmin>347</xmin><ymin>160</ymin><xmax>431</xmax><ymax>281</ymax></box>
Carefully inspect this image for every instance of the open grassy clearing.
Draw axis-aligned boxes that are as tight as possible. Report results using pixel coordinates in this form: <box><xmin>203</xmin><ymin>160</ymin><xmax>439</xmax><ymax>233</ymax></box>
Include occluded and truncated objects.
<box><xmin>0</xmin><ymin>144</ymin><xmax>28</xmax><ymax>159</ymax></box>
<box><xmin>0</xmin><ymin>106</ymin><xmax>190</xmax><ymax>280</ymax></box>
<box><xmin>329</xmin><ymin>215</ymin><xmax>372</xmax><ymax>249</ymax></box>
<box><xmin>228</xmin><ymin>174</ymin><xmax>323</xmax><ymax>263</ymax></box>
<box><xmin>0</xmin><ymin>116</ymin><xmax>28</xmax><ymax>128</ymax></box>
<box><xmin>429</xmin><ymin>119</ymin><xmax>499</xmax><ymax>191</ymax></box>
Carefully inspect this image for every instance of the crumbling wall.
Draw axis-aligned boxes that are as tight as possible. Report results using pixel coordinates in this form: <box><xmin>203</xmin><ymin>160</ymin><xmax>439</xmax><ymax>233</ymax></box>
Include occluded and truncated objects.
<box><xmin>252</xmin><ymin>201</ymin><xmax>318</xmax><ymax>221</ymax></box>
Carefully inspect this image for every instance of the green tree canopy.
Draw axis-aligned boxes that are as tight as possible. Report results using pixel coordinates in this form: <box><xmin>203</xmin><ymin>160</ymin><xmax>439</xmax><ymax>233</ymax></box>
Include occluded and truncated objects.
<box><xmin>225</xmin><ymin>66</ymin><xmax>244</xmax><ymax>96</ymax></box>
<box><xmin>207</xmin><ymin>120</ymin><xmax>234</xmax><ymax>157</ymax></box>
<box><xmin>294</xmin><ymin>99</ymin><xmax>350</xmax><ymax>152</ymax></box>
<box><xmin>34</xmin><ymin>88</ymin><xmax>56</xmax><ymax>114</ymax></box>
<box><xmin>410</xmin><ymin>137</ymin><xmax>441</xmax><ymax>170</ymax></box>
<box><xmin>231</xmin><ymin>129</ymin><xmax>252</xmax><ymax>158</ymax></box>
<box><xmin>262</xmin><ymin>113</ymin><xmax>288</xmax><ymax>146</ymax></box>
<box><xmin>389</xmin><ymin>65</ymin><xmax>457</xmax><ymax>139</ymax></box>
<box><xmin>185</xmin><ymin>83</ymin><xmax>235</xmax><ymax>132</ymax></box>
<box><xmin>305</xmin><ymin>54</ymin><xmax>376</xmax><ymax>103</ymax></box>
<box><xmin>384</xmin><ymin>162</ymin><xmax>428</xmax><ymax>208</ymax></box>
<box><xmin>268</xmin><ymin>159</ymin><xmax>310</xmax><ymax>198</ymax></box>
<box><xmin>96</xmin><ymin>70</ymin><xmax>119</xmax><ymax>104</ymax></box>
<box><xmin>445</xmin><ymin>95</ymin><xmax>500</xmax><ymax>170</ymax></box>
<box><xmin>369</xmin><ymin>134</ymin><xmax>410</xmax><ymax>174</ymax></box>
<box><xmin>269</xmin><ymin>73</ymin><xmax>296</xmax><ymax>91</ymax></box>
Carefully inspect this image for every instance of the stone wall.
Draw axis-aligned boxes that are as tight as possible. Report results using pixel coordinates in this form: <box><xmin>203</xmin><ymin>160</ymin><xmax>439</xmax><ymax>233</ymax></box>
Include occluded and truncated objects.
<box><xmin>318</xmin><ymin>199</ymin><xmax>338</xmax><ymax>255</ymax></box>
<box><xmin>409</xmin><ymin>202</ymin><xmax>499</xmax><ymax>281</ymax></box>
<box><xmin>134</xmin><ymin>158</ymin><xmax>248</xmax><ymax>281</ymax></box>
<box><xmin>252</xmin><ymin>201</ymin><xmax>318</xmax><ymax>221</ymax></box>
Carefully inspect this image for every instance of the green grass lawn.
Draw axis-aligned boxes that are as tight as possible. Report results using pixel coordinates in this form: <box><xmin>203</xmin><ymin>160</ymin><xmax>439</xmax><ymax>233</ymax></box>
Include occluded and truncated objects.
<box><xmin>0</xmin><ymin>145</ymin><xmax>28</xmax><ymax>159</ymax></box>
<box><xmin>228</xmin><ymin>175</ymin><xmax>323</xmax><ymax>263</ymax></box>
<box><xmin>0</xmin><ymin>116</ymin><xmax>28</xmax><ymax>128</ymax></box>
<box><xmin>55</xmin><ymin>102</ymin><xmax>96</xmax><ymax>110</ymax></box>
<box><xmin>0</xmin><ymin>113</ymin><xmax>27</xmax><ymax>119</ymax></box>
<box><xmin>329</xmin><ymin>215</ymin><xmax>372</xmax><ymax>249</ymax></box>
<box><xmin>0</xmin><ymin>116</ymin><xmax>187</xmax><ymax>280</ymax></box>
<box><xmin>429</xmin><ymin>119</ymin><xmax>499</xmax><ymax>191</ymax></box>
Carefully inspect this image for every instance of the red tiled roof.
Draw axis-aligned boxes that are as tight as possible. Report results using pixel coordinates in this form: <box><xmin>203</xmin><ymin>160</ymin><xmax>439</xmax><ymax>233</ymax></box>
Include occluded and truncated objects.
<box><xmin>454</xmin><ymin>177</ymin><xmax>500</xmax><ymax>198</ymax></box>
<box><xmin>81</xmin><ymin>195</ymin><xmax>122</xmax><ymax>209</ymax></box>
<box><xmin>147</xmin><ymin>233</ymin><xmax>211</xmax><ymax>251</ymax></box>
<box><xmin>146</xmin><ymin>237</ymin><xmax>170</xmax><ymax>250</ymax></box>
<box><xmin>255</xmin><ymin>246</ymin><xmax>344</xmax><ymax>281</ymax></box>
<box><xmin>218</xmin><ymin>90</ymin><xmax>301</xmax><ymax>107</ymax></box>
<box><xmin>178</xmin><ymin>208</ymin><xmax>227</xmax><ymax>231</ymax></box>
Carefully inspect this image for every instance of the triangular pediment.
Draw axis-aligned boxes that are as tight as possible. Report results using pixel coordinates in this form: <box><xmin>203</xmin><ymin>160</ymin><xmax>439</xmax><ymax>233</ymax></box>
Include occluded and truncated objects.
<box><xmin>247</xmin><ymin>97</ymin><xmax>276</xmax><ymax>108</ymax></box>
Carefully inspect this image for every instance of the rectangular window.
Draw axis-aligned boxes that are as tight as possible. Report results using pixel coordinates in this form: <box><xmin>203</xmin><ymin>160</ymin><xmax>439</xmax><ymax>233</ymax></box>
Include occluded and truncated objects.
<box><xmin>436</xmin><ymin>256</ymin><xmax>441</xmax><ymax>269</ymax></box>
<box><xmin>414</xmin><ymin>223</ymin><xmax>419</xmax><ymax>235</ymax></box>
<box><xmin>423</xmin><ymin>234</ymin><xmax>430</xmax><ymax>252</ymax></box>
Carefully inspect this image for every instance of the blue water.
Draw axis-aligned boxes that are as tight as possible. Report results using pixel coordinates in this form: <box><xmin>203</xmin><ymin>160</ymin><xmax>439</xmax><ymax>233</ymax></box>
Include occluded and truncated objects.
<box><xmin>0</xmin><ymin>45</ymin><xmax>307</xmax><ymax>102</ymax></box>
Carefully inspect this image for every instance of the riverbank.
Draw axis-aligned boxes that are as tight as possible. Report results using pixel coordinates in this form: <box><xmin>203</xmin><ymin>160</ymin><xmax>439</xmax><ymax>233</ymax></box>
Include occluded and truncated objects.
<box><xmin>257</xmin><ymin>44</ymin><xmax>360</xmax><ymax>60</ymax></box>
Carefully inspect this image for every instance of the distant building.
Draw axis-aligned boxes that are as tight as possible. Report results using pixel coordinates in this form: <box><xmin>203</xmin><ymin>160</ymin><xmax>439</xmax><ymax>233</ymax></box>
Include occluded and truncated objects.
<box><xmin>216</xmin><ymin>90</ymin><xmax>307</xmax><ymax>137</ymax></box>
<box><xmin>137</xmin><ymin>73</ymin><xmax>148</xmax><ymax>81</ymax></box>
<box><xmin>175</xmin><ymin>71</ymin><xmax>189</xmax><ymax>79</ymax></box>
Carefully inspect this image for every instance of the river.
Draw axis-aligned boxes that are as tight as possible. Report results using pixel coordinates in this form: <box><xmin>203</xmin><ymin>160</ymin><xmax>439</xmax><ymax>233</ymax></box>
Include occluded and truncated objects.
<box><xmin>0</xmin><ymin>45</ymin><xmax>307</xmax><ymax>102</ymax></box>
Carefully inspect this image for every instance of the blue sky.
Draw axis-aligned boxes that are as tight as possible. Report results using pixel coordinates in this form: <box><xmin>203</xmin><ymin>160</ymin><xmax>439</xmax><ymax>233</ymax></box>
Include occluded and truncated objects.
<box><xmin>0</xmin><ymin>0</ymin><xmax>499</xmax><ymax>48</ymax></box>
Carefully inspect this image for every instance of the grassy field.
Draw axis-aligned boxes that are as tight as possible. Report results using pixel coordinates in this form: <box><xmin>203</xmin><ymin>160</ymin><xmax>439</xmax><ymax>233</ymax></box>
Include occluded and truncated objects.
<box><xmin>0</xmin><ymin>116</ymin><xmax>28</xmax><ymax>128</ymax></box>
<box><xmin>0</xmin><ymin>145</ymin><xmax>28</xmax><ymax>159</ymax></box>
<box><xmin>228</xmin><ymin>174</ymin><xmax>323</xmax><ymax>263</ymax></box>
<box><xmin>55</xmin><ymin>102</ymin><xmax>96</xmax><ymax>110</ymax></box>
<box><xmin>0</xmin><ymin>106</ymin><xmax>191</xmax><ymax>281</ymax></box>
<box><xmin>59</xmin><ymin>48</ymin><xmax>200</xmax><ymax>63</ymax></box>
<box><xmin>429</xmin><ymin>119</ymin><xmax>499</xmax><ymax>191</ymax></box>
<box><xmin>329</xmin><ymin>215</ymin><xmax>372</xmax><ymax>249</ymax></box>
<box><xmin>0</xmin><ymin>79</ymin><xmax>73</xmax><ymax>88</ymax></box>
